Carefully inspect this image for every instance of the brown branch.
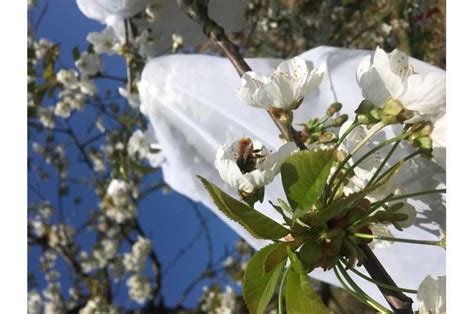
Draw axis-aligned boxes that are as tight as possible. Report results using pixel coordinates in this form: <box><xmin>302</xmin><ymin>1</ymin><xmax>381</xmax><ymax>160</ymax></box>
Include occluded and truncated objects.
<box><xmin>360</xmin><ymin>244</ymin><xmax>413</xmax><ymax>312</ymax></box>
<box><xmin>176</xmin><ymin>1</ymin><xmax>413</xmax><ymax>312</ymax></box>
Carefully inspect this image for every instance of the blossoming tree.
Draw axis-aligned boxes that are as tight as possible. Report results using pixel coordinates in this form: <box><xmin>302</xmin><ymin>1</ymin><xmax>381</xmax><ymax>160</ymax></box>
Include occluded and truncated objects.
<box><xmin>28</xmin><ymin>0</ymin><xmax>446</xmax><ymax>313</ymax></box>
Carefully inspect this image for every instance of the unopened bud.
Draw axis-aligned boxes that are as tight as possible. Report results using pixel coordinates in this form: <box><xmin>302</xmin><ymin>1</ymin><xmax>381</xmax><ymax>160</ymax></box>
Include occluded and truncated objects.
<box><xmin>335</xmin><ymin>114</ymin><xmax>348</xmax><ymax>126</ymax></box>
<box><xmin>326</xmin><ymin>102</ymin><xmax>342</xmax><ymax>116</ymax></box>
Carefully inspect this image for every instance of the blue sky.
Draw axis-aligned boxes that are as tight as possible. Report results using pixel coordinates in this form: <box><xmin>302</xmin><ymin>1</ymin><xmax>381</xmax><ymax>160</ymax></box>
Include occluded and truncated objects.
<box><xmin>28</xmin><ymin>0</ymin><xmax>240</xmax><ymax>309</ymax></box>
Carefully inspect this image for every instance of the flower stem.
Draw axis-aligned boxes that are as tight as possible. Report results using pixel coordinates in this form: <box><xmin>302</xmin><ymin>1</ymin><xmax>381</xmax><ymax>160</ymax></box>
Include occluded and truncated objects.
<box><xmin>371</xmin><ymin>150</ymin><xmax>422</xmax><ymax>186</ymax></box>
<box><xmin>337</xmin><ymin>121</ymin><xmax>362</xmax><ymax>147</ymax></box>
<box><xmin>341</xmin><ymin>259</ymin><xmax>418</xmax><ymax>294</ymax></box>
<box><xmin>350</xmin><ymin>122</ymin><xmax>387</xmax><ymax>156</ymax></box>
<box><xmin>388</xmin><ymin>189</ymin><xmax>446</xmax><ymax>202</ymax></box>
<box><xmin>351</xmin><ymin>232</ymin><xmax>442</xmax><ymax>247</ymax></box>
<box><xmin>278</xmin><ymin>267</ymin><xmax>290</xmax><ymax>314</ymax></box>
<box><xmin>335</xmin><ymin>263</ymin><xmax>391</xmax><ymax>313</ymax></box>
<box><xmin>328</xmin><ymin>133</ymin><xmax>408</xmax><ymax>203</ymax></box>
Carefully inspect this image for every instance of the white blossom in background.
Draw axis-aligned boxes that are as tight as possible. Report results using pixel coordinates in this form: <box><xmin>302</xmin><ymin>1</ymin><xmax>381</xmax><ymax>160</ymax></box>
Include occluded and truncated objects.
<box><xmin>107</xmin><ymin>179</ymin><xmax>131</xmax><ymax>207</ymax></box>
<box><xmin>146</xmin><ymin>0</ymin><xmax>162</xmax><ymax>20</ymax></box>
<box><xmin>118</xmin><ymin>87</ymin><xmax>140</xmax><ymax>108</ymax></box>
<box><xmin>33</xmin><ymin>38</ymin><xmax>53</xmax><ymax>60</ymax></box>
<box><xmin>124</xmin><ymin>236</ymin><xmax>151</xmax><ymax>272</ymax></box>
<box><xmin>417</xmin><ymin>275</ymin><xmax>446</xmax><ymax>313</ymax></box>
<box><xmin>104</xmin><ymin>179</ymin><xmax>136</xmax><ymax>223</ymax></box>
<box><xmin>200</xmin><ymin>286</ymin><xmax>237</xmax><ymax>314</ymax></box>
<box><xmin>79</xmin><ymin>78</ymin><xmax>98</xmax><ymax>96</ymax></box>
<box><xmin>56</xmin><ymin>69</ymin><xmax>79</xmax><ymax>89</ymax></box>
<box><xmin>37</xmin><ymin>107</ymin><xmax>55</xmax><ymax>129</ymax></box>
<box><xmin>93</xmin><ymin>238</ymin><xmax>119</xmax><ymax>268</ymax></box>
<box><xmin>43</xmin><ymin>282</ymin><xmax>64</xmax><ymax>314</ymax></box>
<box><xmin>215</xmin><ymin>138</ymin><xmax>297</xmax><ymax>193</ymax></box>
<box><xmin>54</xmin><ymin>102</ymin><xmax>72</xmax><ymax>119</ymax></box>
<box><xmin>78</xmin><ymin>251</ymin><xmax>98</xmax><ymax>274</ymax></box>
<box><xmin>31</xmin><ymin>219</ymin><xmax>47</xmax><ymax>237</ymax></box>
<box><xmin>237</xmin><ymin>57</ymin><xmax>326</xmax><ymax>110</ymax></box>
<box><xmin>127</xmin><ymin>128</ymin><xmax>165</xmax><ymax>166</ymax></box>
<box><xmin>357</xmin><ymin>47</ymin><xmax>445</xmax><ymax>121</ymax></box>
<box><xmin>172</xmin><ymin>33</ymin><xmax>184</xmax><ymax>52</ymax></box>
<box><xmin>28</xmin><ymin>290</ymin><xmax>42</xmax><ymax>314</ymax></box>
<box><xmin>79</xmin><ymin>297</ymin><xmax>117</xmax><ymax>314</ymax></box>
<box><xmin>40</xmin><ymin>250</ymin><xmax>58</xmax><ymax>272</ymax></box>
<box><xmin>431</xmin><ymin>113</ymin><xmax>446</xmax><ymax>170</ymax></box>
<box><xmin>28</xmin><ymin>0</ymin><xmax>37</xmax><ymax>9</ymax></box>
<box><xmin>136</xmin><ymin>30</ymin><xmax>160</xmax><ymax>59</ymax></box>
<box><xmin>75</xmin><ymin>52</ymin><xmax>103</xmax><ymax>77</ymax></box>
<box><xmin>86</xmin><ymin>27</ymin><xmax>121</xmax><ymax>55</ymax></box>
<box><xmin>126</xmin><ymin>275</ymin><xmax>153</xmax><ymax>304</ymax></box>
<box><xmin>48</xmin><ymin>224</ymin><xmax>75</xmax><ymax>248</ymax></box>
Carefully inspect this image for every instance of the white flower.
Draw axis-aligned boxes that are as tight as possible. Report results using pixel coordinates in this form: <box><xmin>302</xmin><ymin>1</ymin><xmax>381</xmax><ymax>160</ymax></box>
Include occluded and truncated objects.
<box><xmin>107</xmin><ymin>179</ymin><xmax>131</xmax><ymax>207</ymax></box>
<box><xmin>80</xmin><ymin>78</ymin><xmax>98</xmax><ymax>96</ymax></box>
<box><xmin>75</xmin><ymin>52</ymin><xmax>103</xmax><ymax>77</ymax></box>
<box><xmin>86</xmin><ymin>27</ymin><xmax>121</xmax><ymax>55</ymax></box>
<box><xmin>357</xmin><ymin>47</ymin><xmax>445</xmax><ymax>121</ymax></box>
<box><xmin>127</xmin><ymin>128</ymin><xmax>164</xmax><ymax>166</ymax></box>
<box><xmin>118</xmin><ymin>86</ymin><xmax>140</xmax><ymax>108</ymax></box>
<box><xmin>146</xmin><ymin>0</ymin><xmax>162</xmax><ymax>20</ymax></box>
<box><xmin>123</xmin><ymin>236</ymin><xmax>151</xmax><ymax>272</ymax></box>
<box><xmin>54</xmin><ymin>101</ymin><xmax>72</xmax><ymax>119</ymax></box>
<box><xmin>38</xmin><ymin>107</ymin><xmax>55</xmax><ymax>129</ymax></box>
<box><xmin>431</xmin><ymin>113</ymin><xmax>446</xmax><ymax>170</ymax></box>
<box><xmin>237</xmin><ymin>57</ymin><xmax>326</xmax><ymax>110</ymax></box>
<box><xmin>136</xmin><ymin>30</ymin><xmax>160</xmax><ymax>59</ymax></box>
<box><xmin>215</xmin><ymin>138</ymin><xmax>297</xmax><ymax>193</ymax></box>
<box><xmin>126</xmin><ymin>275</ymin><xmax>153</xmax><ymax>304</ymax></box>
<box><xmin>28</xmin><ymin>290</ymin><xmax>42</xmax><ymax>314</ymax></box>
<box><xmin>417</xmin><ymin>275</ymin><xmax>446</xmax><ymax>313</ymax></box>
<box><xmin>104</xmin><ymin>179</ymin><xmax>136</xmax><ymax>223</ymax></box>
<box><xmin>56</xmin><ymin>69</ymin><xmax>79</xmax><ymax>89</ymax></box>
<box><xmin>33</xmin><ymin>38</ymin><xmax>53</xmax><ymax>60</ymax></box>
<box><xmin>128</xmin><ymin>129</ymin><xmax>150</xmax><ymax>159</ymax></box>
<box><xmin>172</xmin><ymin>33</ymin><xmax>184</xmax><ymax>52</ymax></box>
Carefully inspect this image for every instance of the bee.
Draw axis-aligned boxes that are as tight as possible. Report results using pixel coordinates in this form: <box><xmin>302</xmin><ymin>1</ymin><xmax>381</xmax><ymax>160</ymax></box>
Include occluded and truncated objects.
<box><xmin>236</xmin><ymin>138</ymin><xmax>265</xmax><ymax>173</ymax></box>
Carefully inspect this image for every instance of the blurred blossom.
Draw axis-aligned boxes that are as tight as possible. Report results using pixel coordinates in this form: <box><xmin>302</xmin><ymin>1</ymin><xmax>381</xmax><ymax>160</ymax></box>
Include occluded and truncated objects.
<box><xmin>127</xmin><ymin>275</ymin><xmax>153</xmax><ymax>304</ymax></box>
<box><xmin>56</xmin><ymin>69</ymin><xmax>79</xmax><ymax>89</ymax></box>
<box><xmin>86</xmin><ymin>27</ymin><xmax>121</xmax><ymax>55</ymax></box>
<box><xmin>417</xmin><ymin>275</ymin><xmax>446</xmax><ymax>313</ymax></box>
<box><xmin>75</xmin><ymin>52</ymin><xmax>103</xmax><ymax>77</ymax></box>
<box><xmin>118</xmin><ymin>87</ymin><xmax>140</xmax><ymax>108</ymax></box>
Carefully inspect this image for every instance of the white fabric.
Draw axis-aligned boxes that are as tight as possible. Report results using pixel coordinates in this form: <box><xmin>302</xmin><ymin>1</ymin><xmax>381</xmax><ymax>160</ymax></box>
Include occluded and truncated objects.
<box><xmin>139</xmin><ymin>46</ymin><xmax>446</xmax><ymax>308</ymax></box>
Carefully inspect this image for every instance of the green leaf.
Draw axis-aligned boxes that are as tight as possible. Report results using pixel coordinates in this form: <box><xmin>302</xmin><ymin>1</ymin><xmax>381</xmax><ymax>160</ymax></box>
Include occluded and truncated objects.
<box><xmin>286</xmin><ymin>251</ymin><xmax>331</xmax><ymax>314</ymax></box>
<box><xmin>198</xmin><ymin>176</ymin><xmax>290</xmax><ymax>240</ymax></box>
<box><xmin>243</xmin><ymin>243</ymin><xmax>285</xmax><ymax>314</ymax></box>
<box><xmin>281</xmin><ymin>150</ymin><xmax>334</xmax><ymax>220</ymax></box>
<box><xmin>263</xmin><ymin>240</ymin><xmax>303</xmax><ymax>273</ymax></box>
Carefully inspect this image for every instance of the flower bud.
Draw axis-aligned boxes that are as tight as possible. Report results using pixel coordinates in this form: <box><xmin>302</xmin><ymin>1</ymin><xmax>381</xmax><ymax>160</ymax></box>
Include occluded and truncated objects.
<box><xmin>334</xmin><ymin>114</ymin><xmax>348</xmax><ymax>126</ymax></box>
<box><xmin>379</xmin><ymin>98</ymin><xmax>414</xmax><ymax>124</ymax></box>
<box><xmin>355</xmin><ymin>100</ymin><xmax>380</xmax><ymax>125</ymax></box>
<box><xmin>326</xmin><ymin>102</ymin><xmax>342</xmax><ymax>116</ymax></box>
